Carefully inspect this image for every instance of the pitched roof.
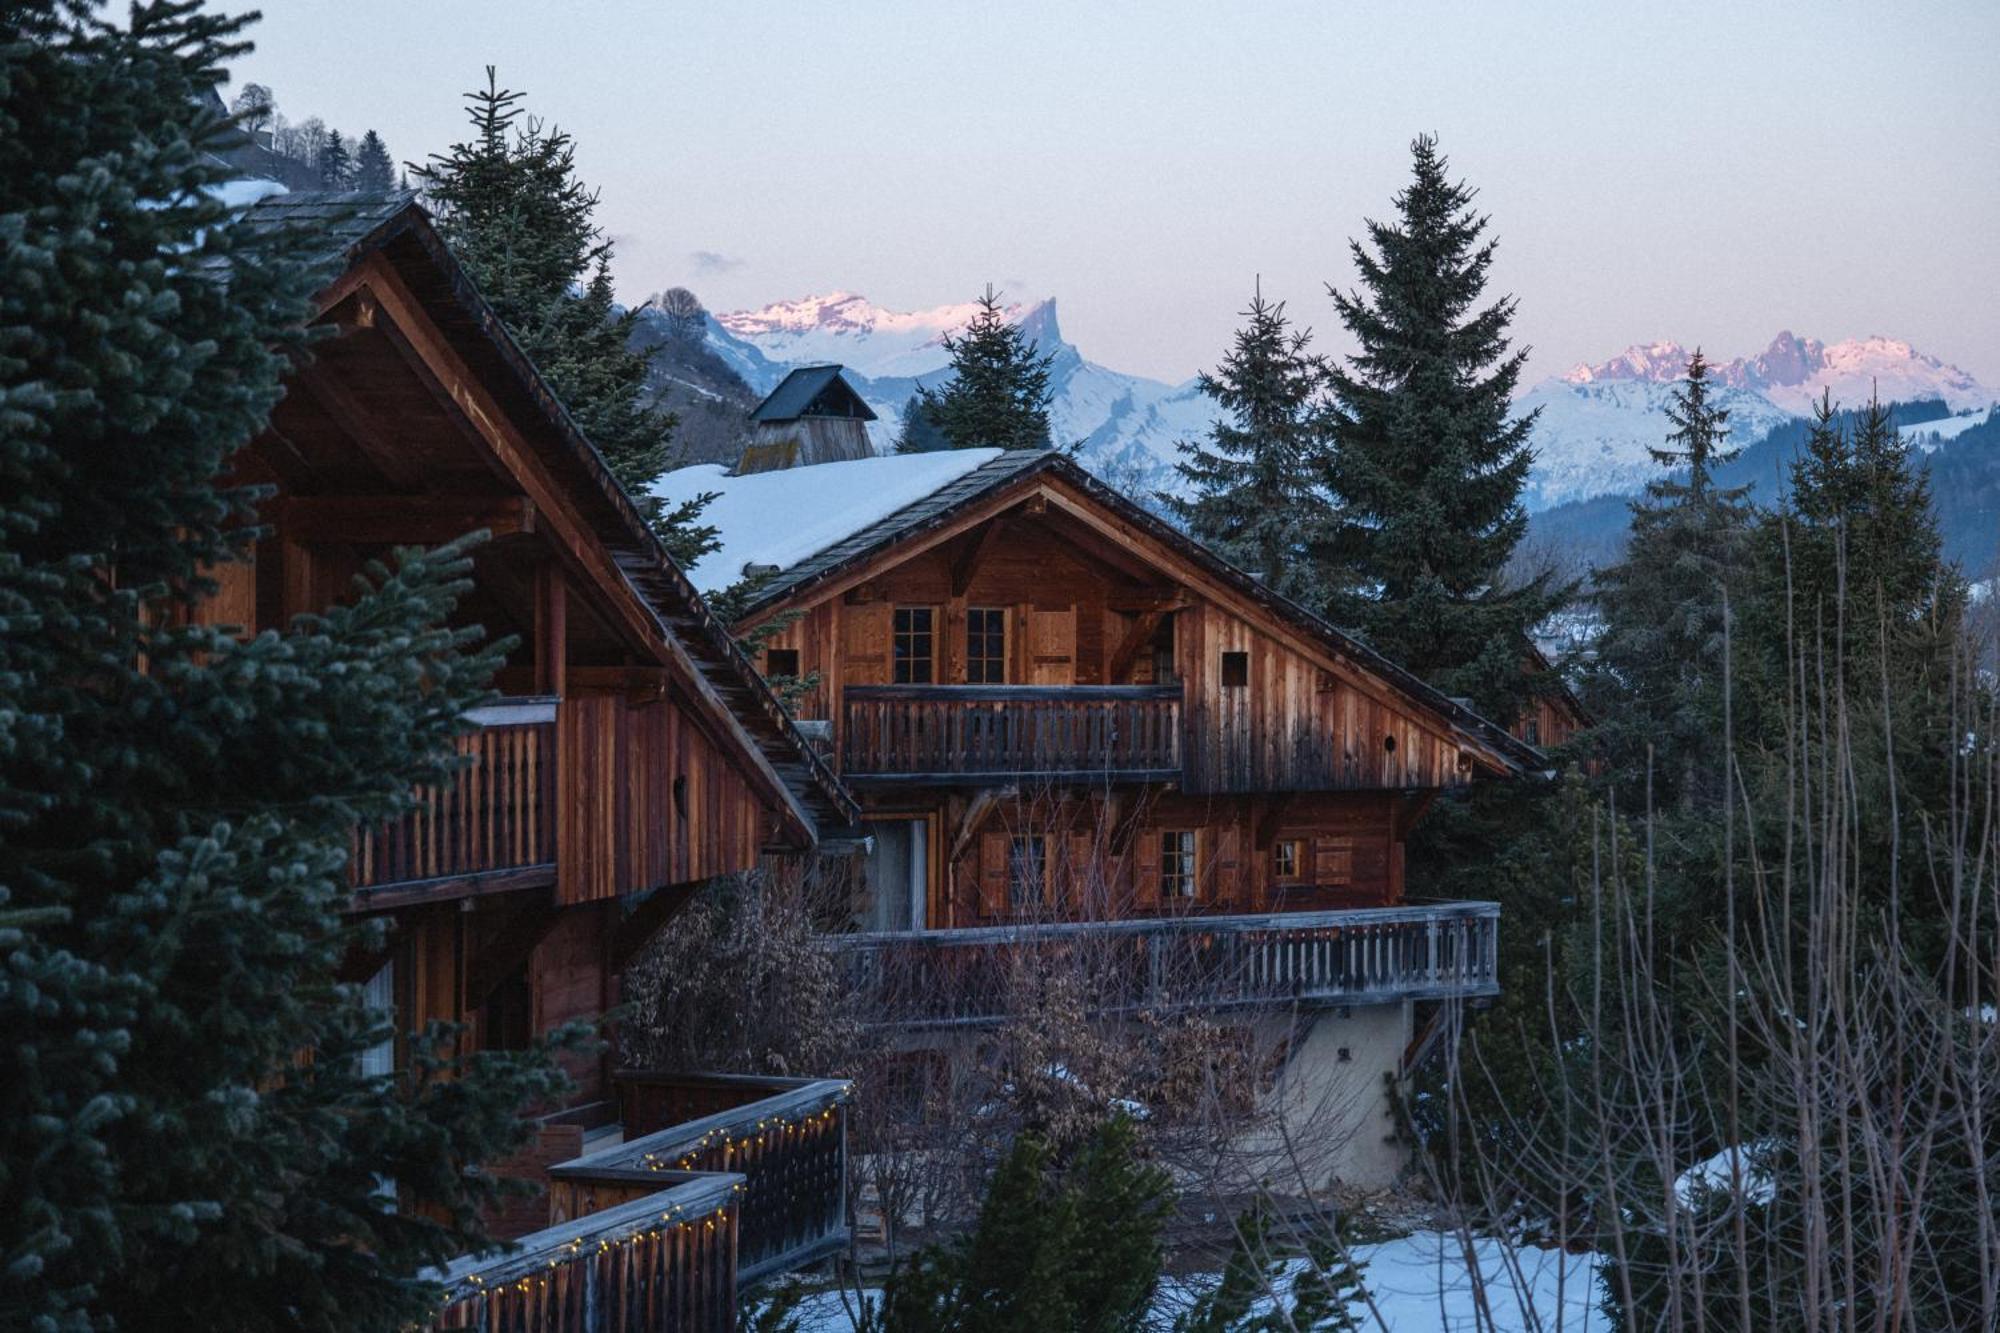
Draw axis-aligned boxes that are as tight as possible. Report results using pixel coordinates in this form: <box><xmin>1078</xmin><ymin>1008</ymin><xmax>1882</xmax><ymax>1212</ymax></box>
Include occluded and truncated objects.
<box><xmin>749</xmin><ymin>365</ymin><xmax>877</xmax><ymax>424</ymax></box>
<box><xmin>730</xmin><ymin>448</ymin><xmax>1547</xmax><ymax>775</ymax></box>
<box><xmin>243</xmin><ymin>191</ymin><xmax>859</xmax><ymax>835</ymax></box>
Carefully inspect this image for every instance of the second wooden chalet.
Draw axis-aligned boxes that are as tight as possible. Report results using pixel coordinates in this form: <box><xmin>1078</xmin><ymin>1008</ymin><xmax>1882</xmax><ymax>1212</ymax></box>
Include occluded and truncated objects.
<box><xmin>667</xmin><ymin>445</ymin><xmax>1542</xmax><ymax>934</ymax></box>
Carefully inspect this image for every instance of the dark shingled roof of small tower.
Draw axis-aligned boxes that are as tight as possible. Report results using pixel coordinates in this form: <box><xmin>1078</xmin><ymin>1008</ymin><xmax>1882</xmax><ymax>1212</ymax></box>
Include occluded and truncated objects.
<box><xmin>749</xmin><ymin>365</ymin><xmax>878</xmax><ymax>424</ymax></box>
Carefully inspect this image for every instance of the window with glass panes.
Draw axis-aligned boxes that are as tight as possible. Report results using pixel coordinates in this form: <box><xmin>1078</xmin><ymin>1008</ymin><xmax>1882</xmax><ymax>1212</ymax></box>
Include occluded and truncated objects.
<box><xmin>1161</xmin><ymin>830</ymin><xmax>1198</xmax><ymax>898</ymax></box>
<box><xmin>1008</xmin><ymin>835</ymin><xmax>1047</xmax><ymax>909</ymax></box>
<box><xmin>1273</xmin><ymin>838</ymin><xmax>1303</xmax><ymax>881</ymax></box>
<box><xmin>893</xmin><ymin>606</ymin><xmax>934</xmax><ymax>683</ymax></box>
<box><xmin>966</xmin><ymin>607</ymin><xmax>1006</xmax><ymax>683</ymax></box>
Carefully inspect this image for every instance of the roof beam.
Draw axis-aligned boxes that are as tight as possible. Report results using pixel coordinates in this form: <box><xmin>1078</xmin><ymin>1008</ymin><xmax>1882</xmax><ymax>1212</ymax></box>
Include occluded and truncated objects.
<box><xmin>950</xmin><ymin>513</ymin><xmax>1011</xmax><ymax>597</ymax></box>
<box><xmin>263</xmin><ymin>494</ymin><xmax>536</xmax><ymax>545</ymax></box>
<box><xmin>1107</xmin><ymin>607</ymin><xmax>1168</xmax><ymax>683</ymax></box>
<box><xmin>291</xmin><ymin>359</ymin><xmax>429</xmax><ymax>490</ymax></box>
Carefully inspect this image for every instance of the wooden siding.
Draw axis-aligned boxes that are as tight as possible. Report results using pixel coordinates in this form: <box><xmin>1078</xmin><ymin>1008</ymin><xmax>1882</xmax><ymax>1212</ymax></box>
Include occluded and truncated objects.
<box><xmin>932</xmin><ymin>790</ymin><xmax>1406</xmax><ymax>928</ymax></box>
<box><xmin>557</xmin><ymin>691</ymin><xmax>767</xmax><ymax>905</ymax></box>
<box><xmin>1178</xmin><ymin>601</ymin><xmax>1472</xmax><ymax>794</ymax></box>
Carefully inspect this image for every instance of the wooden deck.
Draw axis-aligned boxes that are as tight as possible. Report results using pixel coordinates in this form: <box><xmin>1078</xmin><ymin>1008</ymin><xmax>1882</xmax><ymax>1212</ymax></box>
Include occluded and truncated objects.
<box><xmin>826</xmin><ymin>902</ymin><xmax>1500</xmax><ymax>1029</ymax></box>
<box><xmin>430</xmin><ymin>1073</ymin><xmax>851</xmax><ymax>1332</ymax></box>
<box><xmin>840</xmin><ymin>684</ymin><xmax>1181</xmax><ymax>784</ymax></box>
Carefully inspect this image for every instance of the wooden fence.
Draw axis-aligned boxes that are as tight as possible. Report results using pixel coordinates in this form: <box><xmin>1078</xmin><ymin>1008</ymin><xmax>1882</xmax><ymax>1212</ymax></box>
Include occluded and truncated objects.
<box><xmin>841</xmin><ymin>684</ymin><xmax>1181</xmax><ymax>783</ymax></box>
<box><xmin>826</xmin><ymin>902</ymin><xmax>1500</xmax><ymax>1028</ymax></box>
<box><xmin>352</xmin><ymin>697</ymin><xmax>557</xmax><ymax>892</ymax></box>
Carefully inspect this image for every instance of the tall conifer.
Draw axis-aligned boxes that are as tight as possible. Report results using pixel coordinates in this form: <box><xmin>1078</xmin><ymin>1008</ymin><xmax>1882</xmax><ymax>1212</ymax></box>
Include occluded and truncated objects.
<box><xmin>352</xmin><ymin>128</ymin><xmax>394</xmax><ymax>191</ymax></box>
<box><xmin>1162</xmin><ymin>285</ymin><xmax>1339</xmax><ymax>607</ymax></box>
<box><xmin>1321</xmin><ymin>135</ymin><xmax>1563</xmax><ymax>719</ymax></box>
<box><xmin>1587</xmin><ymin>351</ymin><xmax>1754</xmax><ymax>806</ymax></box>
<box><xmin>901</xmin><ymin>287</ymin><xmax>1056</xmax><ymax>452</ymax></box>
<box><xmin>317</xmin><ymin>126</ymin><xmax>352</xmax><ymax>187</ymax></box>
<box><xmin>415</xmin><ymin>70</ymin><xmax>716</xmax><ymax>563</ymax></box>
<box><xmin>1</xmin><ymin>7</ymin><xmax>568</xmax><ymax>1329</ymax></box>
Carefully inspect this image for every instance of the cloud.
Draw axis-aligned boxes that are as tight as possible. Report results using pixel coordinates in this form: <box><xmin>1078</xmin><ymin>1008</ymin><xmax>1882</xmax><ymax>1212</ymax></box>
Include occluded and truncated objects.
<box><xmin>690</xmin><ymin>249</ymin><xmax>745</xmax><ymax>275</ymax></box>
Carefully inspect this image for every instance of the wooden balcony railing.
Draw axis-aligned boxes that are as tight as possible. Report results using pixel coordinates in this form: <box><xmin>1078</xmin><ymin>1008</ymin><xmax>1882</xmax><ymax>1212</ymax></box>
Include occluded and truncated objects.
<box><xmin>840</xmin><ymin>684</ymin><xmax>1181</xmax><ymax>783</ymax></box>
<box><xmin>432</xmin><ymin>1170</ymin><xmax>739</xmax><ymax>1332</ymax></box>
<box><xmin>352</xmin><ymin>697</ymin><xmax>557</xmax><ymax>896</ymax></box>
<box><xmin>825</xmin><ymin>902</ymin><xmax>1500</xmax><ymax>1029</ymax></box>
<box><xmin>427</xmin><ymin>1074</ymin><xmax>852</xmax><ymax>1333</ymax></box>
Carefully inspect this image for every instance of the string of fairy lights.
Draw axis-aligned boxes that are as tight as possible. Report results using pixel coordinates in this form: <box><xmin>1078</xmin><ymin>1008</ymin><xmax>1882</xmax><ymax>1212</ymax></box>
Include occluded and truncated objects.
<box><xmin>439</xmin><ymin>1102</ymin><xmax>843</xmax><ymax>1310</ymax></box>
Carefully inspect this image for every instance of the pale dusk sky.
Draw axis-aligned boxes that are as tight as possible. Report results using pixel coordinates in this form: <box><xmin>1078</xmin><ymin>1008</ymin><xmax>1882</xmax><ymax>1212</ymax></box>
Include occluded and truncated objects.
<box><xmin>228</xmin><ymin>0</ymin><xmax>2000</xmax><ymax>387</ymax></box>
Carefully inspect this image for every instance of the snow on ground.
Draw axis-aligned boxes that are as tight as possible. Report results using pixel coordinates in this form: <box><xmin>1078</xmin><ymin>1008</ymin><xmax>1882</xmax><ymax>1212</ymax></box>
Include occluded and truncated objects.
<box><xmin>652</xmin><ymin>450</ymin><xmax>1002</xmax><ymax>593</ymax></box>
<box><xmin>1674</xmin><ymin>1142</ymin><xmax>1777</xmax><ymax>1208</ymax></box>
<box><xmin>1898</xmin><ymin>405</ymin><xmax>1993</xmax><ymax>448</ymax></box>
<box><xmin>784</xmin><ymin>1231</ymin><xmax>1602</xmax><ymax>1332</ymax></box>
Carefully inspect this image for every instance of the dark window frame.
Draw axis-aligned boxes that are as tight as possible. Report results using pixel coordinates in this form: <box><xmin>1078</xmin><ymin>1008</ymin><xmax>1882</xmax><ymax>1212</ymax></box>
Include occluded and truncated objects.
<box><xmin>893</xmin><ymin>606</ymin><xmax>935</xmax><ymax>684</ymax></box>
<box><xmin>1008</xmin><ymin>834</ymin><xmax>1048</xmax><ymax>910</ymax></box>
<box><xmin>765</xmin><ymin>646</ymin><xmax>801</xmax><ymax>678</ymax></box>
<box><xmin>966</xmin><ymin>606</ymin><xmax>1007</xmax><ymax>684</ymax></box>
<box><xmin>1161</xmin><ymin>829</ymin><xmax>1199</xmax><ymax>899</ymax></box>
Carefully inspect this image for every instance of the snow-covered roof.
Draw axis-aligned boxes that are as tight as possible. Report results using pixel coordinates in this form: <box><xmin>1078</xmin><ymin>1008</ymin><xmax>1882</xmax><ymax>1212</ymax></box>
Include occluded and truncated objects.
<box><xmin>654</xmin><ymin>449</ymin><xmax>1003</xmax><ymax>593</ymax></box>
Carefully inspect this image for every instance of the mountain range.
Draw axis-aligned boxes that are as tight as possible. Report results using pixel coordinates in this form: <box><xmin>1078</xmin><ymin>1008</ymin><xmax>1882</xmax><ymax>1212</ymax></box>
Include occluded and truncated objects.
<box><xmin>635</xmin><ymin>291</ymin><xmax>1998</xmax><ymax>521</ymax></box>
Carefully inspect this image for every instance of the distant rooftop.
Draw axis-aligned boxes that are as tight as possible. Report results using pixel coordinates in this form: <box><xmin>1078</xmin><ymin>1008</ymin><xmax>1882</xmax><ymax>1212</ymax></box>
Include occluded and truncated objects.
<box><xmin>749</xmin><ymin>365</ymin><xmax>877</xmax><ymax>424</ymax></box>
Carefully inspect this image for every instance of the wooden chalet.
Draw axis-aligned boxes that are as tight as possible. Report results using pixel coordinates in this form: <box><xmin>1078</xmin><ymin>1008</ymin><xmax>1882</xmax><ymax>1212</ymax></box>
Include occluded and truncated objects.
<box><xmin>219</xmin><ymin>192</ymin><xmax>861</xmax><ymax>1329</ymax></box>
<box><xmin>736</xmin><ymin>365</ymin><xmax>877</xmax><ymax>473</ymax></box>
<box><xmin>680</xmin><ymin>448</ymin><xmax>1546</xmax><ymax>1030</ymax></box>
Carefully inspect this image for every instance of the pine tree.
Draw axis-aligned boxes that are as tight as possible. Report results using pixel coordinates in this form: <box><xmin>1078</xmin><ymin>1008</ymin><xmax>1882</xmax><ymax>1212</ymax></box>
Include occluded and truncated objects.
<box><xmin>903</xmin><ymin>286</ymin><xmax>1056</xmax><ymax>452</ymax></box>
<box><xmin>317</xmin><ymin>126</ymin><xmax>352</xmax><ymax>187</ymax></box>
<box><xmin>1162</xmin><ymin>284</ymin><xmax>1339</xmax><ymax>607</ymax></box>
<box><xmin>1174</xmin><ymin>1205</ymin><xmax>1370</xmax><ymax>1331</ymax></box>
<box><xmin>352</xmin><ymin>128</ymin><xmax>394</xmax><ymax>192</ymax></box>
<box><xmin>1</xmin><ymin>7</ymin><xmax>572</xmax><ymax>1329</ymax></box>
<box><xmin>1321</xmin><ymin>135</ymin><xmax>1564</xmax><ymax>720</ymax></box>
<box><xmin>1587</xmin><ymin>350</ymin><xmax>1755</xmax><ymax>807</ymax></box>
<box><xmin>415</xmin><ymin>70</ymin><xmax>716</xmax><ymax>563</ymax></box>
<box><xmin>874</xmin><ymin>1117</ymin><xmax>1168</xmax><ymax>1332</ymax></box>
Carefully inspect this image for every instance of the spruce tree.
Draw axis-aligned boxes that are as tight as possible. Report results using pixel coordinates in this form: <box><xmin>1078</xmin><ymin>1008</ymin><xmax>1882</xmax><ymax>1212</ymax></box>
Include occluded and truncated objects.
<box><xmin>1321</xmin><ymin>135</ymin><xmax>1563</xmax><ymax>719</ymax></box>
<box><xmin>352</xmin><ymin>128</ymin><xmax>394</xmax><ymax>192</ymax></box>
<box><xmin>874</xmin><ymin>1117</ymin><xmax>1168</xmax><ymax>1332</ymax></box>
<box><xmin>1586</xmin><ymin>350</ymin><xmax>1755</xmax><ymax>808</ymax></box>
<box><xmin>415</xmin><ymin>70</ymin><xmax>716</xmax><ymax>564</ymax></box>
<box><xmin>1</xmin><ymin>7</ymin><xmax>570</xmax><ymax>1329</ymax></box>
<box><xmin>1162</xmin><ymin>284</ymin><xmax>1338</xmax><ymax>607</ymax></box>
<box><xmin>903</xmin><ymin>286</ymin><xmax>1056</xmax><ymax>452</ymax></box>
<box><xmin>317</xmin><ymin>126</ymin><xmax>352</xmax><ymax>187</ymax></box>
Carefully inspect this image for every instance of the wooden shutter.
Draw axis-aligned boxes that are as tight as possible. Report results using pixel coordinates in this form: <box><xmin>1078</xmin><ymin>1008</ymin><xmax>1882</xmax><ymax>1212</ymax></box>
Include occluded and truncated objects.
<box><xmin>1132</xmin><ymin>828</ymin><xmax>1160</xmax><ymax>909</ymax></box>
<box><xmin>843</xmin><ymin>602</ymin><xmax>892</xmax><ymax>685</ymax></box>
<box><xmin>1313</xmin><ymin>836</ymin><xmax>1354</xmax><ymax>886</ymax></box>
<box><xmin>1066</xmin><ymin>832</ymin><xmax>1093</xmax><ymax>911</ymax></box>
<box><xmin>1028</xmin><ymin>607</ymin><xmax>1077</xmax><ymax>685</ymax></box>
<box><xmin>1214</xmin><ymin>824</ymin><xmax>1243</xmax><ymax>907</ymax></box>
<box><xmin>978</xmin><ymin>833</ymin><xmax>1009</xmax><ymax>919</ymax></box>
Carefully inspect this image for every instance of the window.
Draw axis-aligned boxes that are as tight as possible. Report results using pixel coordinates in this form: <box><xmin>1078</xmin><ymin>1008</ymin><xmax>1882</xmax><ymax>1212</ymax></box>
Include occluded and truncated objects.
<box><xmin>1524</xmin><ymin>717</ymin><xmax>1542</xmax><ymax>746</ymax></box>
<box><xmin>765</xmin><ymin>647</ymin><xmax>800</xmax><ymax>678</ymax></box>
<box><xmin>893</xmin><ymin>606</ymin><xmax>934</xmax><ymax>683</ymax></box>
<box><xmin>1221</xmin><ymin>651</ymin><xmax>1249</xmax><ymax>688</ymax></box>
<box><xmin>1008</xmin><ymin>835</ymin><xmax>1048</xmax><ymax>910</ymax></box>
<box><xmin>359</xmin><ymin>959</ymin><xmax>396</xmax><ymax>1077</ymax></box>
<box><xmin>1161</xmin><ymin>830</ymin><xmax>1198</xmax><ymax>899</ymax></box>
<box><xmin>966</xmin><ymin>607</ymin><xmax>1007</xmax><ymax>683</ymax></box>
<box><xmin>1150</xmin><ymin>614</ymin><xmax>1177</xmax><ymax>684</ymax></box>
<box><xmin>1273</xmin><ymin>838</ymin><xmax>1302</xmax><ymax>881</ymax></box>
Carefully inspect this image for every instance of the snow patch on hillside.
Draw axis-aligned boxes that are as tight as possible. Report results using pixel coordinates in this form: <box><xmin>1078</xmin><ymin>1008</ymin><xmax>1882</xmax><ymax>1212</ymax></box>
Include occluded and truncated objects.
<box><xmin>652</xmin><ymin>450</ymin><xmax>1002</xmax><ymax>593</ymax></box>
<box><xmin>1899</xmin><ymin>405</ymin><xmax>1993</xmax><ymax>449</ymax></box>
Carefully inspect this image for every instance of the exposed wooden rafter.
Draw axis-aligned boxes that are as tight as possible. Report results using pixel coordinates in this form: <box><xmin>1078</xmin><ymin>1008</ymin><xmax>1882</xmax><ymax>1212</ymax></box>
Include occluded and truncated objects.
<box><xmin>263</xmin><ymin>494</ymin><xmax>536</xmax><ymax>545</ymax></box>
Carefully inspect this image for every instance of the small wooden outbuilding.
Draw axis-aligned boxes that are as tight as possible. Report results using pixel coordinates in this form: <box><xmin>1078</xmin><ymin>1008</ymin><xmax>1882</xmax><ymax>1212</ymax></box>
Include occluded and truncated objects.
<box><xmin>736</xmin><ymin>364</ymin><xmax>876</xmax><ymax>473</ymax></box>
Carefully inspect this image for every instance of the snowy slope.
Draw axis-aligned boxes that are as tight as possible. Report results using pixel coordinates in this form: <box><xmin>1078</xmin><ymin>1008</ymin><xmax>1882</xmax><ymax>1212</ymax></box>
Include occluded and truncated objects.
<box><xmin>1516</xmin><ymin>375</ymin><xmax>1798</xmax><ymax>510</ymax></box>
<box><xmin>652</xmin><ymin>450</ymin><xmax>1003</xmax><ymax>594</ymax></box>
<box><xmin>1898</xmin><ymin>404</ymin><xmax>1993</xmax><ymax>449</ymax></box>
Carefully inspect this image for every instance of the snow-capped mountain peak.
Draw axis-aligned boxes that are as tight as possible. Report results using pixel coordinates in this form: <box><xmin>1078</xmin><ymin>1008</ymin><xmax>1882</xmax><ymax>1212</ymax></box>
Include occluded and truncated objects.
<box><xmin>1563</xmin><ymin>340</ymin><xmax>1697</xmax><ymax>386</ymax></box>
<box><xmin>713</xmin><ymin>291</ymin><xmax>1049</xmax><ymax>380</ymax></box>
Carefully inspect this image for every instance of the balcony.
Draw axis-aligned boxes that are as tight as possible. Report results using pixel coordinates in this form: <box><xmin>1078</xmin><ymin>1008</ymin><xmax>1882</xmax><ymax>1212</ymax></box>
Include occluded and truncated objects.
<box><xmin>430</xmin><ymin>1072</ymin><xmax>851</xmax><ymax>1332</ymax></box>
<box><xmin>825</xmin><ymin>902</ymin><xmax>1499</xmax><ymax>1029</ymax></box>
<box><xmin>840</xmin><ymin>684</ymin><xmax>1181</xmax><ymax>784</ymax></box>
<box><xmin>351</xmin><ymin>697</ymin><xmax>557</xmax><ymax>906</ymax></box>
